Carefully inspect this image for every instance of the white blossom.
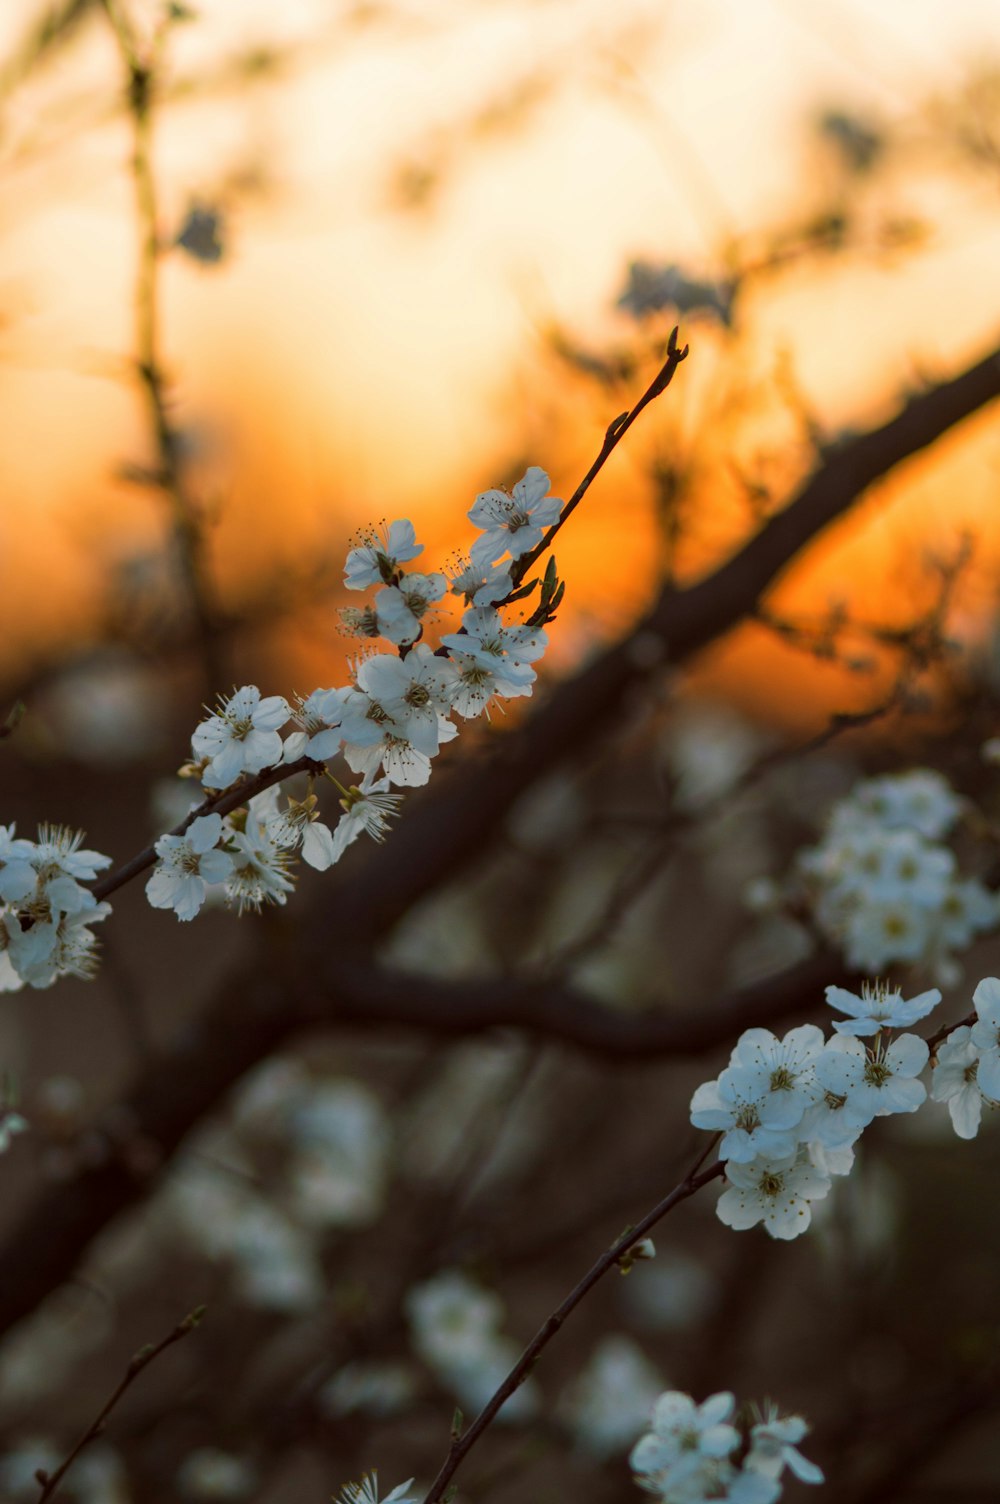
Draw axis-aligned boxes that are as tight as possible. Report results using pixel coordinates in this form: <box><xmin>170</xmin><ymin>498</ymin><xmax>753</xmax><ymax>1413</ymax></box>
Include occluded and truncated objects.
<box><xmin>562</xmin><ymin>1336</ymin><xmax>665</xmax><ymax>1459</ymax></box>
<box><xmin>0</xmin><ymin>1111</ymin><xmax>27</xmax><ymax>1153</ymax></box>
<box><xmin>192</xmin><ymin>686</ymin><xmax>289</xmax><ymax>790</ymax></box>
<box><xmin>690</xmin><ymin>1026</ymin><xmax>823</xmax><ymax>1163</ymax></box>
<box><xmin>6</xmin><ymin>900</ymin><xmax>111</xmax><ymax>988</ymax></box>
<box><xmin>970</xmin><ymin>976</ymin><xmax>1000</xmax><ymax>1098</ymax></box>
<box><xmin>0</xmin><ymin>825</ymin><xmax>38</xmax><ymax>903</ymax></box>
<box><xmin>373</xmin><ymin>572</ymin><xmax>448</xmax><ymax>645</ymax></box>
<box><xmin>146</xmin><ymin>813</ymin><xmax>233</xmax><ymax>921</ymax></box>
<box><xmin>468</xmin><ymin>465</ymin><xmax>562</xmax><ymax>565</ymax></box>
<box><xmin>930</xmin><ymin>1025</ymin><xmax>992</xmax><ymax>1139</ymax></box>
<box><xmin>349</xmin><ymin>649</ymin><xmax>457</xmax><ymax>758</ymax></box>
<box><xmin>406</xmin><ymin>1270</ymin><xmax>504</xmax><ymax>1372</ymax></box>
<box><xmin>223</xmin><ymin>809</ymin><xmax>295</xmax><ymax>913</ymax></box>
<box><xmin>405</xmin><ymin>1268</ymin><xmax>537</xmax><ymax>1421</ymax></box>
<box><xmin>716</xmin><ymin>1150</ymin><xmax>831</xmax><ymax>1240</ymax></box>
<box><xmin>797</xmin><ymin>770</ymin><xmax>995</xmax><ymax>975</ymax></box>
<box><xmin>845</xmin><ymin>769</ymin><xmax>963</xmax><ymax>839</ymax></box>
<box><xmin>442</xmin><ymin>607</ymin><xmax>547</xmax><ymax>718</ymax></box>
<box><xmin>840</xmin><ymin>897</ymin><xmax>928</xmax><ymax>973</ymax></box>
<box><xmin>448</xmin><ymin>557</ymin><xmax>512</xmax><ymax>606</ymax></box>
<box><xmin>745</xmin><ymin>1405</ymin><xmax>823</xmax><ymax>1486</ymax></box>
<box><xmin>334</xmin><ymin>1473</ymin><xmax>416</xmax><ymax>1504</ymax></box>
<box><xmin>825</xmin><ymin>981</ymin><xmax>940</xmax><ymax>1037</ymax></box>
<box><xmin>816</xmin><ymin>1032</ymin><xmax>929</xmax><ymax>1120</ymax></box>
<box><xmin>630</xmin><ymin>1389</ymin><xmax>739</xmax><ymax>1479</ymax></box>
<box><xmin>330</xmin><ymin>776</ymin><xmax>404</xmax><ymax>860</ymax></box>
<box><xmin>344</xmin><ymin>519</ymin><xmax>423</xmax><ymax>589</ymax></box>
<box><xmin>282</xmin><ymin>688</ymin><xmax>345</xmax><ymax>763</ymax></box>
<box><xmin>29</xmin><ymin>824</ymin><xmax>112</xmax><ymax>884</ymax></box>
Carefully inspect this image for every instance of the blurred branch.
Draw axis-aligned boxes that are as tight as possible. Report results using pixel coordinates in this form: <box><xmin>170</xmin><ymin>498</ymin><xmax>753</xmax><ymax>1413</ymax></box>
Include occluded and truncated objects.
<box><xmin>841</xmin><ymin>1362</ymin><xmax>1000</xmax><ymax>1504</ymax></box>
<box><xmin>0</xmin><ymin>0</ymin><xmax>98</xmax><ymax>102</ymax></box>
<box><xmin>100</xmin><ymin>0</ymin><xmax>226</xmax><ymax>697</ymax></box>
<box><xmin>34</xmin><ymin>1305</ymin><xmax>204</xmax><ymax>1502</ymax></box>
<box><xmin>0</xmin><ymin>948</ymin><xmax>838</xmax><ymax>1343</ymax></box>
<box><xmin>508</xmin><ymin>326</ymin><xmax>690</xmax><ymax>589</ymax></box>
<box><xmin>540</xmin><ymin>686</ymin><xmax>906</xmax><ymax>977</ymax></box>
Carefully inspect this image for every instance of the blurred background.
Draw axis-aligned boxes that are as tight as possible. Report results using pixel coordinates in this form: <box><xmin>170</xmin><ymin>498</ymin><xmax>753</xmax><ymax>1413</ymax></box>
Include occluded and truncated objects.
<box><xmin>2</xmin><ymin>1</ymin><xmax>1000</xmax><ymax>1501</ymax></box>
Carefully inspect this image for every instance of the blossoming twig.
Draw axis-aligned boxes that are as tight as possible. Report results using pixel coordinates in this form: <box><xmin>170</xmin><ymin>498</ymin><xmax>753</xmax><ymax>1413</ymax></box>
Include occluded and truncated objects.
<box><xmin>507</xmin><ymin>325</ymin><xmax>690</xmax><ymax>592</ymax></box>
<box><xmin>92</xmin><ymin>754</ymin><xmax>320</xmax><ymax>903</ymax></box>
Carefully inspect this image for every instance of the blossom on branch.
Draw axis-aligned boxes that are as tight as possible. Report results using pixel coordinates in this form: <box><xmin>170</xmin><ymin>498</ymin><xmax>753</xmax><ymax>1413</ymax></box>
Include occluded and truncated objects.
<box><xmin>715</xmin><ymin>1149</ymin><xmax>831</xmax><ymax>1241</ymax></box>
<box><xmin>442</xmin><ymin>607</ymin><xmax>547</xmax><ymax>718</ymax></box>
<box><xmin>146</xmin><ymin>813</ymin><xmax>234</xmax><ymax>921</ymax></box>
<box><xmin>468</xmin><ymin>466</ymin><xmax>562</xmax><ymax>565</ymax></box>
<box><xmin>825</xmin><ymin>981</ymin><xmax>941</xmax><ymax>1036</ymax></box>
<box><xmin>373</xmin><ymin>572</ymin><xmax>448</xmax><ymax>645</ymax></box>
<box><xmin>223</xmin><ymin>806</ymin><xmax>295</xmax><ymax>913</ymax></box>
<box><xmin>344</xmin><ymin>519</ymin><xmax>423</xmax><ymax>590</ymax></box>
<box><xmin>191</xmin><ymin>686</ymin><xmax>289</xmax><ymax>790</ymax></box>
<box><xmin>930</xmin><ymin>1026</ymin><xmax>992</xmax><ymax>1139</ymax></box>
<box><xmin>816</xmin><ymin>1032</ymin><xmax>929</xmax><ymax>1120</ymax></box>
<box><xmin>330</xmin><ymin>776</ymin><xmax>403</xmax><ymax>861</ymax></box>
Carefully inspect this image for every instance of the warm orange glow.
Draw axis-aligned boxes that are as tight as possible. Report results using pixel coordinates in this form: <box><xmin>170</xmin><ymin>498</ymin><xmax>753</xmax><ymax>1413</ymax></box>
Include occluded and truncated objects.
<box><xmin>2</xmin><ymin>0</ymin><xmax>1000</xmax><ymax>726</ymax></box>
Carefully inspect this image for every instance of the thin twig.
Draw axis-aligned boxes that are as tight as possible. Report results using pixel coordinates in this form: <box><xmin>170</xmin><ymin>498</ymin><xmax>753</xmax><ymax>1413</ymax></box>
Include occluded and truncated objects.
<box><xmin>506</xmin><ymin>326</ymin><xmax>690</xmax><ymax>592</ymax></box>
<box><xmin>35</xmin><ymin>1305</ymin><xmax>205</xmax><ymax>1502</ymax></box>
<box><xmin>420</xmin><ymin>1139</ymin><xmax>723</xmax><ymax>1503</ymax></box>
<box><xmin>92</xmin><ymin>753</ymin><xmax>321</xmax><ymax>902</ymax></box>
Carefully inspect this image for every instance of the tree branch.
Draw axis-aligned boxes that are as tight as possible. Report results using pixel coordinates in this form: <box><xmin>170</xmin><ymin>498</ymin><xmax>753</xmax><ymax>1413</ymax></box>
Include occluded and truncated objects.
<box><xmin>420</xmin><ymin>1143</ymin><xmax>724</xmax><ymax>1502</ymax></box>
<box><xmin>0</xmin><ymin>335</ymin><xmax>996</xmax><ymax>1341</ymax></box>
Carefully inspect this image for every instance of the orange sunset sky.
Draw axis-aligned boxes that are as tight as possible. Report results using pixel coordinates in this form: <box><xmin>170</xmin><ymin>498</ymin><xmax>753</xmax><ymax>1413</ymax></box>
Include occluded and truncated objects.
<box><xmin>1</xmin><ymin>0</ymin><xmax>1000</xmax><ymax>727</ymax></box>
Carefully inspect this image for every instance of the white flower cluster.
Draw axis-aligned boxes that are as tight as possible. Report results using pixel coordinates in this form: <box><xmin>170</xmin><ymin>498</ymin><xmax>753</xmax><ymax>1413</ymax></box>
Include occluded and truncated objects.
<box><xmin>693</xmin><ymin>974</ymin><xmax>1000</xmax><ymax>1238</ymax></box>
<box><xmin>796</xmin><ymin>770</ymin><xmax>998</xmax><ymax>978</ymax></box>
<box><xmin>691</xmin><ymin>984</ymin><xmax>942</xmax><ymax>1239</ymax></box>
<box><xmin>405</xmin><ymin>1268</ymin><xmax>537</xmax><ymax>1422</ymax></box>
<box><xmin>143</xmin><ymin>471</ymin><xmax>561</xmax><ymax>924</ymax></box>
<box><xmin>0</xmin><ymin>823</ymin><xmax>112</xmax><ymax>992</ymax></box>
<box><xmin>630</xmin><ymin>1391</ymin><xmax>822</xmax><ymax>1504</ymax></box>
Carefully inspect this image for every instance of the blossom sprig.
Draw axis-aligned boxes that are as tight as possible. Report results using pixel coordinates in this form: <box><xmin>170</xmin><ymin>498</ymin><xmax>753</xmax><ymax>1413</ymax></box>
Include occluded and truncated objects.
<box><xmin>690</xmin><ymin>984</ymin><xmax>959</xmax><ymax>1240</ymax></box>
<box><xmin>630</xmin><ymin>1389</ymin><xmax>823</xmax><ymax>1503</ymax></box>
<box><xmin>135</xmin><ymin>476</ymin><xmax>563</xmax><ymax>927</ymax></box>
<box><xmin>12</xmin><ymin>333</ymin><xmax>694</xmax><ymax>990</ymax></box>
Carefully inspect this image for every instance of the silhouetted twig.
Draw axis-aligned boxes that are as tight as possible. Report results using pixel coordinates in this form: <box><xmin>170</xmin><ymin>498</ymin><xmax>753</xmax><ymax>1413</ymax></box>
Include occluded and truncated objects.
<box><xmin>420</xmin><ymin>1140</ymin><xmax>724</xmax><ymax>1502</ymax></box>
<box><xmin>35</xmin><ymin>1306</ymin><xmax>205</xmax><ymax>1502</ymax></box>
